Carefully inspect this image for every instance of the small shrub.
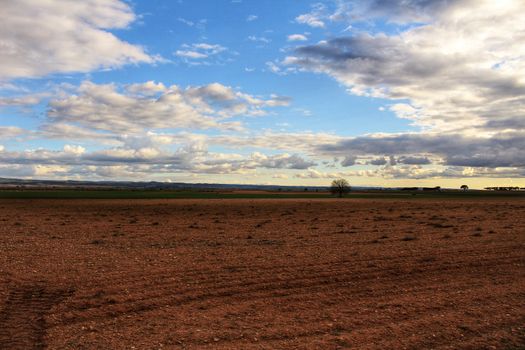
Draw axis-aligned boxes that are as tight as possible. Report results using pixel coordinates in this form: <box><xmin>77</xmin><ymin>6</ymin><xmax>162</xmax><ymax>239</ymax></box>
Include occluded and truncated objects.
<box><xmin>418</xmin><ymin>256</ymin><xmax>436</xmax><ymax>263</ymax></box>
<box><xmin>429</xmin><ymin>223</ymin><xmax>454</xmax><ymax>229</ymax></box>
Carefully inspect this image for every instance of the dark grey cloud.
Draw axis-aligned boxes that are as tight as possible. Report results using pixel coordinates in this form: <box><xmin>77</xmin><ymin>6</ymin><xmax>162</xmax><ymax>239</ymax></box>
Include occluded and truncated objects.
<box><xmin>337</xmin><ymin>0</ymin><xmax>462</xmax><ymax>23</ymax></box>
<box><xmin>317</xmin><ymin>132</ymin><xmax>525</xmax><ymax>168</ymax></box>
<box><xmin>287</xmin><ymin>1</ymin><xmax>525</xmax><ymax>138</ymax></box>
<box><xmin>369</xmin><ymin>157</ymin><xmax>388</xmax><ymax>165</ymax></box>
<box><xmin>340</xmin><ymin>155</ymin><xmax>356</xmax><ymax>166</ymax></box>
<box><xmin>398</xmin><ymin>156</ymin><xmax>431</xmax><ymax>165</ymax></box>
<box><xmin>297</xmin><ymin>0</ymin><xmax>462</xmax><ymax>29</ymax></box>
<box><xmin>484</xmin><ymin>116</ymin><xmax>525</xmax><ymax>131</ymax></box>
<box><xmin>257</xmin><ymin>154</ymin><xmax>316</xmax><ymax>170</ymax></box>
<box><xmin>285</xmin><ymin>0</ymin><xmax>525</xmax><ymax>177</ymax></box>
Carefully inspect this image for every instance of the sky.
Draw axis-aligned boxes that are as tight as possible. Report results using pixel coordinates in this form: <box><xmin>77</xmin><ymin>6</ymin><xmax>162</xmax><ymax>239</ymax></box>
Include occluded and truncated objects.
<box><xmin>0</xmin><ymin>0</ymin><xmax>524</xmax><ymax>188</ymax></box>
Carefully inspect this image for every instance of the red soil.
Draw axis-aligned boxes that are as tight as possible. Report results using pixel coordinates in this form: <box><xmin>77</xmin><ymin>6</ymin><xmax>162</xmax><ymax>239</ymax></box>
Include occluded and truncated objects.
<box><xmin>0</xmin><ymin>199</ymin><xmax>524</xmax><ymax>349</ymax></box>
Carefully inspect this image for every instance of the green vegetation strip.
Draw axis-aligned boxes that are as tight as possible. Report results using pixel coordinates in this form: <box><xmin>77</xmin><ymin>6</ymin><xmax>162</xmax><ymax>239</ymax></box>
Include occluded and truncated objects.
<box><xmin>0</xmin><ymin>190</ymin><xmax>331</xmax><ymax>199</ymax></box>
<box><xmin>0</xmin><ymin>190</ymin><xmax>523</xmax><ymax>199</ymax></box>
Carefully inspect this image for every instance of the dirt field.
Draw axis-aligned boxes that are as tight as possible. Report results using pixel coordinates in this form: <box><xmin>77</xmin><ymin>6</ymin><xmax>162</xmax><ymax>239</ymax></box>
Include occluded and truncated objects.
<box><xmin>0</xmin><ymin>198</ymin><xmax>524</xmax><ymax>349</ymax></box>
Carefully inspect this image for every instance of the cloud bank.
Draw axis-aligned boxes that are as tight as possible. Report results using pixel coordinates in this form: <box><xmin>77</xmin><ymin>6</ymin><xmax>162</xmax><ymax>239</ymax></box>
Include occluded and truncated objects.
<box><xmin>1</xmin><ymin>0</ymin><xmax>523</xmax><ymax>184</ymax></box>
<box><xmin>0</xmin><ymin>0</ymin><xmax>158</xmax><ymax>80</ymax></box>
<box><xmin>284</xmin><ymin>0</ymin><xmax>525</xmax><ymax>180</ymax></box>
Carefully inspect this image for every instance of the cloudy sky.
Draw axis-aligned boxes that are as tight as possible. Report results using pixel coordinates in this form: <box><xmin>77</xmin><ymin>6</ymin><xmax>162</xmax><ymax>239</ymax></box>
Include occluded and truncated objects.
<box><xmin>1</xmin><ymin>0</ymin><xmax>524</xmax><ymax>188</ymax></box>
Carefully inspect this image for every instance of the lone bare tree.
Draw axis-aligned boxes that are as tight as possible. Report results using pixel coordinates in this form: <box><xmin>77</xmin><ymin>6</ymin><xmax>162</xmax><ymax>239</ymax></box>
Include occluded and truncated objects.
<box><xmin>460</xmin><ymin>185</ymin><xmax>469</xmax><ymax>191</ymax></box>
<box><xmin>331</xmin><ymin>178</ymin><xmax>351</xmax><ymax>197</ymax></box>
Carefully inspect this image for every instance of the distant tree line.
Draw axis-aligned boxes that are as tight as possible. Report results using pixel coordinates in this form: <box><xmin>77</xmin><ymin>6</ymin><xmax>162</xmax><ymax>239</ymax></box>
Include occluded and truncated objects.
<box><xmin>326</xmin><ymin>180</ymin><xmax>524</xmax><ymax>194</ymax></box>
<box><xmin>484</xmin><ymin>186</ymin><xmax>524</xmax><ymax>191</ymax></box>
<box><xmin>400</xmin><ymin>186</ymin><xmax>441</xmax><ymax>191</ymax></box>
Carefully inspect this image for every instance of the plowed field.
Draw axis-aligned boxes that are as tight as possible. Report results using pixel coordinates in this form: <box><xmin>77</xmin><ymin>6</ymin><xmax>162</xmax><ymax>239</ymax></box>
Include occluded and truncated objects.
<box><xmin>0</xmin><ymin>199</ymin><xmax>524</xmax><ymax>349</ymax></box>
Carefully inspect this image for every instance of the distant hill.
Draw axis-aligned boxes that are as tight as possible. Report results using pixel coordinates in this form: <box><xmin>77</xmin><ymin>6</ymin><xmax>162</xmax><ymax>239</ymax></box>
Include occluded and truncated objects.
<box><xmin>0</xmin><ymin>177</ymin><xmax>342</xmax><ymax>191</ymax></box>
<box><xmin>5</xmin><ymin>177</ymin><xmax>520</xmax><ymax>192</ymax></box>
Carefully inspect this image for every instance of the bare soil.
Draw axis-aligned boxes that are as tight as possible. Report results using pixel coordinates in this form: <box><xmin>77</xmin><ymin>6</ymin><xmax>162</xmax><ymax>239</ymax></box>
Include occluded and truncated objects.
<box><xmin>0</xmin><ymin>199</ymin><xmax>524</xmax><ymax>349</ymax></box>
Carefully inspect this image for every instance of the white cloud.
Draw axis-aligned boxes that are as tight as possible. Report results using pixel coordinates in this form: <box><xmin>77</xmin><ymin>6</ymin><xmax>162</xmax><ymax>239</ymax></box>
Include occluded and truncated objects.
<box><xmin>293</xmin><ymin>107</ymin><xmax>313</xmax><ymax>117</ymax></box>
<box><xmin>296</xmin><ymin>14</ymin><xmax>325</xmax><ymax>28</ymax></box>
<box><xmin>289</xmin><ymin>1</ymin><xmax>525</xmax><ymax>134</ymax></box>
<box><xmin>0</xmin><ymin>144</ymin><xmax>317</xmax><ymax>179</ymax></box>
<box><xmin>295</xmin><ymin>3</ymin><xmax>327</xmax><ymax>28</ymax></box>
<box><xmin>266</xmin><ymin>62</ymin><xmax>282</xmax><ymax>74</ymax></box>
<box><xmin>265</xmin><ymin>61</ymin><xmax>298</xmax><ymax>76</ymax></box>
<box><xmin>177</xmin><ymin>18</ymin><xmax>207</xmax><ymax>30</ymax></box>
<box><xmin>368</xmin><ymin>164</ymin><xmax>525</xmax><ymax>180</ymax></box>
<box><xmin>44</xmin><ymin>81</ymin><xmax>290</xmax><ymax>134</ymax></box>
<box><xmin>0</xmin><ymin>126</ymin><xmax>26</xmax><ymax>139</ymax></box>
<box><xmin>250</xmin><ymin>152</ymin><xmax>316</xmax><ymax>169</ymax></box>
<box><xmin>174</xmin><ymin>43</ymin><xmax>228</xmax><ymax>63</ymax></box>
<box><xmin>0</xmin><ymin>94</ymin><xmax>45</xmax><ymax>107</ymax></box>
<box><xmin>0</xmin><ymin>0</ymin><xmax>158</xmax><ymax>80</ymax></box>
<box><xmin>177</xmin><ymin>18</ymin><xmax>194</xmax><ymax>26</ymax></box>
<box><xmin>295</xmin><ymin>169</ymin><xmax>340</xmax><ymax>179</ymax></box>
<box><xmin>287</xmin><ymin>34</ymin><xmax>308</xmax><ymax>42</ymax></box>
<box><xmin>292</xmin><ymin>164</ymin><xmax>525</xmax><ymax>180</ymax></box>
<box><xmin>63</xmin><ymin>145</ymin><xmax>86</xmax><ymax>155</ymax></box>
<box><xmin>0</xmin><ymin>82</ymin><xmax>28</xmax><ymax>92</ymax></box>
<box><xmin>192</xmin><ymin>43</ymin><xmax>225</xmax><ymax>52</ymax></box>
<box><xmin>284</xmin><ymin>0</ymin><xmax>525</xmax><ymax>177</ymax></box>
<box><xmin>248</xmin><ymin>36</ymin><xmax>271</xmax><ymax>44</ymax></box>
<box><xmin>126</xmin><ymin>81</ymin><xmax>167</xmax><ymax>96</ymax></box>
<box><xmin>211</xmin><ymin>131</ymin><xmax>341</xmax><ymax>153</ymax></box>
<box><xmin>0</xmin><ymin>164</ymin><xmax>72</xmax><ymax>178</ymax></box>
<box><xmin>175</xmin><ymin>50</ymin><xmax>208</xmax><ymax>59</ymax></box>
<box><xmin>246</xmin><ymin>15</ymin><xmax>258</xmax><ymax>22</ymax></box>
<box><xmin>38</xmin><ymin>123</ymin><xmax>119</xmax><ymax>144</ymax></box>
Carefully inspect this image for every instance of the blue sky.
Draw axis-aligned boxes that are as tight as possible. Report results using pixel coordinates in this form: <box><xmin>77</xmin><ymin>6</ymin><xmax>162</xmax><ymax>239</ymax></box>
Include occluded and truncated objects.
<box><xmin>0</xmin><ymin>0</ymin><xmax>524</xmax><ymax>187</ymax></box>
